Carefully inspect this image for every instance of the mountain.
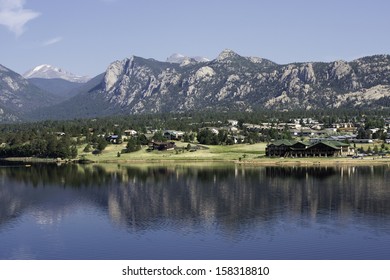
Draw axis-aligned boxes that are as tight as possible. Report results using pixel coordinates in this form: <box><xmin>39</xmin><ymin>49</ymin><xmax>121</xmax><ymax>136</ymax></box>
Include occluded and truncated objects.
<box><xmin>26</xmin><ymin>73</ymin><xmax>109</xmax><ymax>120</ymax></box>
<box><xmin>166</xmin><ymin>53</ymin><xmax>210</xmax><ymax>65</ymax></box>
<box><xmin>0</xmin><ymin>64</ymin><xmax>58</xmax><ymax>122</ymax></box>
<box><xmin>24</xmin><ymin>64</ymin><xmax>90</xmax><ymax>83</ymax></box>
<box><xmin>27</xmin><ymin>78</ymin><xmax>85</xmax><ymax>101</ymax></box>
<box><xmin>26</xmin><ymin>50</ymin><xmax>390</xmax><ymax>120</ymax></box>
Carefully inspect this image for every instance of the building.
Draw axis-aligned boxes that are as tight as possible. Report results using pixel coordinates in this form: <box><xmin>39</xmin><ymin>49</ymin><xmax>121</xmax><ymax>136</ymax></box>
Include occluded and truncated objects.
<box><xmin>349</xmin><ymin>139</ymin><xmax>373</xmax><ymax>143</ymax></box>
<box><xmin>124</xmin><ymin>129</ymin><xmax>137</xmax><ymax>137</ymax></box>
<box><xmin>266</xmin><ymin>140</ymin><xmax>354</xmax><ymax>157</ymax></box>
<box><xmin>148</xmin><ymin>141</ymin><xmax>176</xmax><ymax>151</ymax></box>
<box><xmin>163</xmin><ymin>130</ymin><xmax>184</xmax><ymax>141</ymax></box>
<box><xmin>106</xmin><ymin>135</ymin><xmax>122</xmax><ymax>144</ymax></box>
<box><xmin>227</xmin><ymin>119</ymin><xmax>238</xmax><ymax>126</ymax></box>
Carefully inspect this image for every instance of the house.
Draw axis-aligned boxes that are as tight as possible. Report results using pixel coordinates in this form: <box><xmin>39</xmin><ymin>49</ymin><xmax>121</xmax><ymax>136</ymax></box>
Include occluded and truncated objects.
<box><xmin>385</xmin><ymin>119</ymin><xmax>390</xmax><ymax>129</ymax></box>
<box><xmin>349</xmin><ymin>139</ymin><xmax>373</xmax><ymax>143</ymax></box>
<box><xmin>148</xmin><ymin>141</ymin><xmax>176</xmax><ymax>151</ymax></box>
<box><xmin>291</xmin><ymin>118</ymin><xmax>318</xmax><ymax>125</ymax></box>
<box><xmin>106</xmin><ymin>135</ymin><xmax>122</xmax><ymax>144</ymax></box>
<box><xmin>201</xmin><ymin>127</ymin><xmax>219</xmax><ymax>134</ymax></box>
<box><xmin>266</xmin><ymin>140</ymin><xmax>354</xmax><ymax>157</ymax></box>
<box><xmin>229</xmin><ymin>126</ymin><xmax>239</xmax><ymax>134</ymax></box>
<box><xmin>290</xmin><ymin>128</ymin><xmax>315</xmax><ymax>137</ymax></box>
<box><xmin>243</xmin><ymin>123</ymin><xmax>262</xmax><ymax>132</ymax></box>
<box><xmin>163</xmin><ymin>130</ymin><xmax>184</xmax><ymax>141</ymax></box>
<box><xmin>124</xmin><ymin>129</ymin><xmax>137</xmax><ymax>137</ymax></box>
<box><xmin>232</xmin><ymin>135</ymin><xmax>246</xmax><ymax>144</ymax></box>
<box><xmin>227</xmin><ymin>120</ymin><xmax>239</xmax><ymax>126</ymax></box>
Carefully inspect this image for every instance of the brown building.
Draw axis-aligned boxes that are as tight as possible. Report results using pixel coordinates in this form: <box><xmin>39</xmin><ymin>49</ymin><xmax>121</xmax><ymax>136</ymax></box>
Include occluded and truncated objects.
<box><xmin>266</xmin><ymin>140</ymin><xmax>353</xmax><ymax>157</ymax></box>
<box><xmin>148</xmin><ymin>141</ymin><xmax>176</xmax><ymax>151</ymax></box>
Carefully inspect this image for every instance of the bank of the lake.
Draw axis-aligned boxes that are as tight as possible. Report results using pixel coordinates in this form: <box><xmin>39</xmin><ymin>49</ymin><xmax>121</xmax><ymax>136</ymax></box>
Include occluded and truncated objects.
<box><xmin>76</xmin><ymin>142</ymin><xmax>390</xmax><ymax>166</ymax></box>
<box><xmin>2</xmin><ymin>142</ymin><xmax>390</xmax><ymax>166</ymax></box>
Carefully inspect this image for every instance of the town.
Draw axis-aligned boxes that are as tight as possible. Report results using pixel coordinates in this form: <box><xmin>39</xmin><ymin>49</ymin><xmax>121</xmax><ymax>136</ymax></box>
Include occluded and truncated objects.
<box><xmin>0</xmin><ymin>112</ymin><xmax>389</xmax><ymax>162</ymax></box>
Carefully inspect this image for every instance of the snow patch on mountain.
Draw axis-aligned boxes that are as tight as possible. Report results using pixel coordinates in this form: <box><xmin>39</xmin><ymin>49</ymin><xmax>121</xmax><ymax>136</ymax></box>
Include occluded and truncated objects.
<box><xmin>24</xmin><ymin>64</ymin><xmax>90</xmax><ymax>83</ymax></box>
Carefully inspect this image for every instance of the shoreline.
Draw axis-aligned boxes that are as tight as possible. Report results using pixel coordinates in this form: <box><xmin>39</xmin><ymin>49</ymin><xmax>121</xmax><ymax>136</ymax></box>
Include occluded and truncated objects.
<box><xmin>2</xmin><ymin>155</ymin><xmax>390</xmax><ymax>167</ymax></box>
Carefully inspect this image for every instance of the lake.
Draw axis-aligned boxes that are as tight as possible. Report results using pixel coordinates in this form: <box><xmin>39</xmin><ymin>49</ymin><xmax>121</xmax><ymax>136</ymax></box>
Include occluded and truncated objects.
<box><xmin>0</xmin><ymin>163</ymin><xmax>389</xmax><ymax>260</ymax></box>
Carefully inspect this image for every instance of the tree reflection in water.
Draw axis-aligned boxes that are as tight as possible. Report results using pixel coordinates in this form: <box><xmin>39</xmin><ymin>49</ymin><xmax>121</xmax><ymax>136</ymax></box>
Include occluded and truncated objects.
<box><xmin>1</xmin><ymin>164</ymin><xmax>389</xmax><ymax>233</ymax></box>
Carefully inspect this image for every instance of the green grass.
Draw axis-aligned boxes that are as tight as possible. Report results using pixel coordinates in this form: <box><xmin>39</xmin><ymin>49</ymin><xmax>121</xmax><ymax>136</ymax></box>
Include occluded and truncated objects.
<box><xmin>78</xmin><ymin>142</ymin><xmax>267</xmax><ymax>163</ymax></box>
<box><xmin>77</xmin><ymin>141</ymin><xmax>390</xmax><ymax>165</ymax></box>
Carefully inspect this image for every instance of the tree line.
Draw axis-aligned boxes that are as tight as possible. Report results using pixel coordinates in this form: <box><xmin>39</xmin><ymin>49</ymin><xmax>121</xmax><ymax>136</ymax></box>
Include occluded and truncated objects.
<box><xmin>0</xmin><ymin>108</ymin><xmax>388</xmax><ymax>159</ymax></box>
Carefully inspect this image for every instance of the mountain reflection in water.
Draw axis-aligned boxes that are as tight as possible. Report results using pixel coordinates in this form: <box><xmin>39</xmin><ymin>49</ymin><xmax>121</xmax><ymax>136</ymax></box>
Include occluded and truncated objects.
<box><xmin>0</xmin><ymin>164</ymin><xmax>389</xmax><ymax>259</ymax></box>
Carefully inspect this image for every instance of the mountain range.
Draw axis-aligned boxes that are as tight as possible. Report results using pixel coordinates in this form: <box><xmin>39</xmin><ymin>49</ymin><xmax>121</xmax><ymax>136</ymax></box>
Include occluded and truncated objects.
<box><xmin>23</xmin><ymin>64</ymin><xmax>90</xmax><ymax>83</ymax></box>
<box><xmin>1</xmin><ymin>50</ymin><xmax>390</xmax><ymax>122</ymax></box>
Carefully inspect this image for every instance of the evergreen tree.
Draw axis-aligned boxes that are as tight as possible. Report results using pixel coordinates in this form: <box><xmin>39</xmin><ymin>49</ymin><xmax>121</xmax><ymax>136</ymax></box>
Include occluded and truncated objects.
<box><xmin>124</xmin><ymin>137</ymin><xmax>141</xmax><ymax>153</ymax></box>
<box><xmin>96</xmin><ymin>137</ymin><xmax>108</xmax><ymax>152</ymax></box>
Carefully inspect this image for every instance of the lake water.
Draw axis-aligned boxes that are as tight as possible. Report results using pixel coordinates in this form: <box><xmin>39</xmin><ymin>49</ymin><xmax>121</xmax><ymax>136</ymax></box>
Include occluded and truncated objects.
<box><xmin>0</xmin><ymin>163</ymin><xmax>389</xmax><ymax>260</ymax></box>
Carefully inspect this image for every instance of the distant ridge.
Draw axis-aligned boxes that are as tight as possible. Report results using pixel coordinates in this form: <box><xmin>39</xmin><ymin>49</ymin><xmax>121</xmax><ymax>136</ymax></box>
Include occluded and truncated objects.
<box><xmin>1</xmin><ymin>50</ymin><xmax>390</xmax><ymax>122</ymax></box>
<box><xmin>24</xmin><ymin>64</ymin><xmax>90</xmax><ymax>83</ymax></box>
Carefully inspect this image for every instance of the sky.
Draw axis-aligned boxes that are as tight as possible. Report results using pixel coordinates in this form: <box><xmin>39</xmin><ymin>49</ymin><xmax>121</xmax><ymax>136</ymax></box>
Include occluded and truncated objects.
<box><xmin>1</xmin><ymin>0</ymin><xmax>390</xmax><ymax>77</ymax></box>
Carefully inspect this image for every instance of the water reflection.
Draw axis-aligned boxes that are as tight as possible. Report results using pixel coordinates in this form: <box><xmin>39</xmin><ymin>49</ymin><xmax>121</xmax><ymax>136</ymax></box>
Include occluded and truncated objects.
<box><xmin>1</xmin><ymin>164</ymin><xmax>389</xmax><ymax>233</ymax></box>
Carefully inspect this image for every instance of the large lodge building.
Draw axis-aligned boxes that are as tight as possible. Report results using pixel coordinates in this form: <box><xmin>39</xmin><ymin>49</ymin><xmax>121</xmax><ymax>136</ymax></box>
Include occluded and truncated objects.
<box><xmin>266</xmin><ymin>140</ymin><xmax>354</xmax><ymax>158</ymax></box>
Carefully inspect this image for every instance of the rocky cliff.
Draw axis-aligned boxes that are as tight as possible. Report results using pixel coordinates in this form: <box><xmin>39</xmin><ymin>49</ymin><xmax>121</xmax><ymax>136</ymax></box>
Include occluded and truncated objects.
<box><xmin>21</xmin><ymin>50</ymin><xmax>390</xmax><ymax>120</ymax></box>
<box><xmin>91</xmin><ymin>50</ymin><xmax>390</xmax><ymax>114</ymax></box>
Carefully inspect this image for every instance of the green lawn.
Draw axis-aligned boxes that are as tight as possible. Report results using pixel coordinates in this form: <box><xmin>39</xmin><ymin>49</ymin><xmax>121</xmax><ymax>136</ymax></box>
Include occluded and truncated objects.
<box><xmin>78</xmin><ymin>142</ymin><xmax>267</xmax><ymax>163</ymax></box>
<box><xmin>77</xmin><ymin>141</ymin><xmax>390</xmax><ymax>165</ymax></box>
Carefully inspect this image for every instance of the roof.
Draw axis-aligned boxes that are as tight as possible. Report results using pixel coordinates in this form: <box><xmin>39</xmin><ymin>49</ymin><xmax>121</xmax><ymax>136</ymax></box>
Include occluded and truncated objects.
<box><xmin>268</xmin><ymin>139</ymin><xmax>350</xmax><ymax>151</ymax></box>
<box><xmin>268</xmin><ymin>139</ymin><xmax>297</xmax><ymax>146</ymax></box>
<box><xmin>268</xmin><ymin>140</ymin><xmax>310</xmax><ymax>147</ymax></box>
<box><xmin>308</xmin><ymin>141</ymin><xmax>349</xmax><ymax>150</ymax></box>
<box><xmin>107</xmin><ymin>135</ymin><xmax>119</xmax><ymax>139</ymax></box>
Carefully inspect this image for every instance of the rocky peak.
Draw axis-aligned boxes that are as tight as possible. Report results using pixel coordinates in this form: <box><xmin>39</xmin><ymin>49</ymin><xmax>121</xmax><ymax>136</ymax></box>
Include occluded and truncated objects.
<box><xmin>104</xmin><ymin>58</ymin><xmax>133</xmax><ymax>92</ymax></box>
<box><xmin>167</xmin><ymin>53</ymin><xmax>210</xmax><ymax>65</ymax></box>
<box><xmin>0</xmin><ymin>64</ymin><xmax>10</xmax><ymax>73</ymax></box>
<box><xmin>216</xmin><ymin>49</ymin><xmax>240</xmax><ymax>61</ymax></box>
<box><xmin>166</xmin><ymin>53</ymin><xmax>187</xmax><ymax>64</ymax></box>
<box><xmin>329</xmin><ymin>60</ymin><xmax>353</xmax><ymax>80</ymax></box>
<box><xmin>180</xmin><ymin>57</ymin><xmax>195</xmax><ymax>67</ymax></box>
<box><xmin>299</xmin><ymin>63</ymin><xmax>316</xmax><ymax>83</ymax></box>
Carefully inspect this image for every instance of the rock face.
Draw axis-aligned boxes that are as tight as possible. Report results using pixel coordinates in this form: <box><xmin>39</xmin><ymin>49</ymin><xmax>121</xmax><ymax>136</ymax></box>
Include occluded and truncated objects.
<box><xmin>19</xmin><ymin>51</ymin><xmax>390</xmax><ymax>120</ymax></box>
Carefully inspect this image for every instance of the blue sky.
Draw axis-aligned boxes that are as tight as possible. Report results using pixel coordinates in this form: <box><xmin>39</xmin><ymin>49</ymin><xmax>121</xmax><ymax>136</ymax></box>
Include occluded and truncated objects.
<box><xmin>1</xmin><ymin>0</ymin><xmax>390</xmax><ymax>77</ymax></box>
